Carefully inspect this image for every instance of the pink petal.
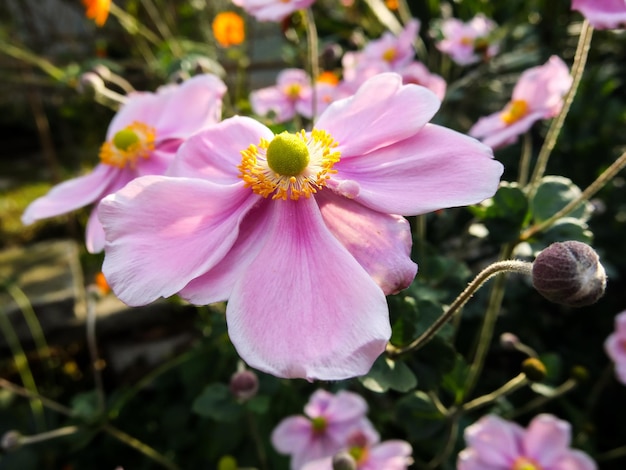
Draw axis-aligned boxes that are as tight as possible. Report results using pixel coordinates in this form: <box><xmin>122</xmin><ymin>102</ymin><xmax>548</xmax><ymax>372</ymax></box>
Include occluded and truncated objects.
<box><xmin>316</xmin><ymin>191</ymin><xmax>416</xmax><ymax>295</ymax></box>
<box><xmin>317</xmin><ymin>390</ymin><xmax>369</xmax><ymax>422</ymax></box>
<box><xmin>225</xmin><ymin>197</ymin><xmax>391</xmax><ymax>380</ymax></box>
<box><xmin>552</xmin><ymin>449</ymin><xmax>598</xmax><ymax>470</ymax></box>
<box><xmin>168</xmin><ymin>116</ymin><xmax>273</xmax><ymax>183</ymax></box>
<box><xmin>99</xmin><ymin>176</ymin><xmax>259</xmax><ymax>306</ymax></box>
<box><xmin>330</xmin><ymin>123</ymin><xmax>503</xmax><ymax>215</ymax></box>
<box><xmin>512</xmin><ymin>56</ymin><xmax>572</xmax><ymax>112</ymax></box>
<box><xmin>22</xmin><ymin>164</ymin><xmax>118</xmax><ymax>225</ymax></box>
<box><xmin>464</xmin><ymin>415</ymin><xmax>523</xmax><ymax>467</ymax></box>
<box><xmin>523</xmin><ymin>414</ymin><xmax>572</xmax><ymax>467</ymax></box>
<box><xmin>85</xmin><ymin>207</ymin><xmax>106</xmax><ymax>254</ymax></box>
<box><xmin>301</xmin><ymin>456</ymin><xmax>333</xmax><ymax>470</ymax></box>
<box><xmin>364</xmin><ymin>440</ymin><xmax>413</xmax><ymax>470</ymax></box>
<box><xmin>316</xmin><ymin>73</ymin><xmax>440</xmax><ymax>157</ymax></box>
<box><xmin>137</xmin><ymin>140</ymin><xmax>182</xmax><ymax>176</ymax></box>
<box><xmin>457</xmin><ymin>449</ymin><xmax>504</xmax><ymax>470</ymax></box>
<box><xmin>250</xmin><ymin>86</ymin><xmax>296</xmax><ymax>123</ymax></box>
<box><xmin>271</xmin><ymin>415</ymin><xmax>313</xmax><ymax>455</ymax></box>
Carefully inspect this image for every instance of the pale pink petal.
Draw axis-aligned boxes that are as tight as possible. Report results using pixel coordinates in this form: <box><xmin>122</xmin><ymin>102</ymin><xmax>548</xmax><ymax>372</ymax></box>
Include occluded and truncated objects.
<box><xmin>178</xmin><ymin>199</ymin><xmax>273</xmax><ymax>304</ymax></box>
<box><xmin>250</xmin><ymin>86</ymin><xmax>296</xmax><ymax>123</ymax></box>
<box><xmin>457</xmin><ymin>449</ymin><xmax>504</xmax><ymax>470</ymax></box>
<box><xmin>304</xmin><ymin>389</ymin><xmax>336</xmax><ymax>417</ymax></box>
<box><xmin>512</xmin><ymin>56</ymin><xmax>572</xmax><ymax>113</ymax></box>
<box><xmin>464</xmin><ymin>415</ymin><xmax>523</xmax><ymax>467</ymax></box>
<box><xmin>572</xmin><ymin>0</ymin><xmax>626</xmax><ymax>29</ymax></box>
<box><xmin>316</xmin><ymin>191</ymin><xmax>416</xmax><ymax>295</ymax></box>
<box><xmin>330</xmin><ymin>123</ymin><xmax>502</xmax><ymax>215</ymax></box>
<box><xmin>168</xmin><ymin>116</ymin><xmax>273</xmax><ymax>183</ymax></box>
<box><xmin>552</xmin><ymin>450</ymin><xmax>598</xmax><ymax>470</ymax></box>
<box><xmin>137</xmin><ymin>140</ymin><xmax>182</xmax><ymax>176</ymax></box>
<box><xmin>22</xmin><ymin>164</ymin><xmax>118</xmax><ymax>225</ymax></box>
<box><xmin>471</xmin><ymin>111</ymin><xmax>546</xmax><ymax>149</ymax></box>
<box><xmin>271</xmin><ymin>415</ymin><xmax>314</xmax><ymax>455</ymax></box>
<box><xmin>226</xmin><ymin>197</ymin><xmax>391</xmax><ymax>380</ymax></box>
<box><xmin>85</xmin><ymin>207</ymin><xmax>106</xmax><ymax>254</ymax></box>
<box><xmin>523</xmin><ymin>414</ymin><xmax>571</xmax><ymax>467</ymax></box>
<box><xmin>233</xmin><ymin>0</ymin><xmax>316</xmax><ymax>21</ymax></box>
<box><xmin>301</xmin><ymin>456</ymin><xmax>332</xmax><ymax>470</ymax></box>
<box><xmin>99</xmin><ymin>176</ymin><xmax>259</xmax><ymax>306</ymax></box>
<box><xmin>364</xmin><ymin>440</ymin><xmax>413</xmax><ymax>470</ymax></box>
<box><xmin>316</xmin><ymin>73</ymin><xmax>440</xmax><ymax>157</ymax></box>
<box><xmin>614</xmin><ymin>311</ymin><xmax>626</xmax><ymax>335</ymax></box>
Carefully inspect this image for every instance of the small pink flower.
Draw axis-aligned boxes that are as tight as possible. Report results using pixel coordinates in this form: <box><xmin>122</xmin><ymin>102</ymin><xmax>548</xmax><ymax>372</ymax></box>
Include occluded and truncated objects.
<box><xmin>604</xmin><ymin>311</ymin><xmax>626</xmax><ymax>384</ymax></box>
<box><xmin>232</xmin><ymin>0</ymin><xmax>315</xmax><ymax>22</ymax></box>
<box><xmin>469</xmin><ymin>56</ymin><xmax>572</xmax><ymax>149</ymax></box>
<box><xmin>271</xmin><ymin>390</ymin><xmax>377</xmax><ymax>470</ymax></box>
<box><xmin>398</xmin><ymin>61</ymin><xmax>447</xmax><ymax>101</ymax></box>
<box><xmin>571</xmin><ymin>0</ymin><xmax>626</xmax><ymax>29</ymax></box>
<box><xmin>436</xmin><ymin>14</ymin><xmax>499</xmax><ymax>65</ymax></box>
<box><xmin>250</xmin><ymin>68</ymin><xmax>313</xmax><ymax>123</ymax></box>
<box><xmin>458</xmin><ymin>414</ymin><xmax>597</xmax><ymax>470</ymax></box>
<box><xmin>21</xmin><ymin>74</ymin><xmax>226</xmax><ymax>253</ymax></box>
<box><xmin>303</xmin><ymin>429</ymin><xmax>413</xmax><ymax>470</ymax></box>
<box><xmin>98</xmin><ymin>73</ymin><xmax>502</xmax><ymax>379</ymax></box>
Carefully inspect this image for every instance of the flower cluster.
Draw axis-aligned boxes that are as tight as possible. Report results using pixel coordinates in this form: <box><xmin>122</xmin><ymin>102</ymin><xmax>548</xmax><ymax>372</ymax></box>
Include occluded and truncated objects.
<box><xmin>435</xmin><ymin>14</ymin><xmax>499</xmax><ymax>65</ymax></box>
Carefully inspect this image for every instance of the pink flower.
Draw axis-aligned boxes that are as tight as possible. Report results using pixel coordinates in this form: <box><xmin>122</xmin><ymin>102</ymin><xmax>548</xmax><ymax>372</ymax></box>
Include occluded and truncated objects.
<box><xmin>571</xmin><ymin>0</ymin><xmax>626</xmax><ymax>29</ymax></box>
<box><xmin>302</xmin><ymin>429</ymin><xmax>413</xmax><ymax>470</ymax></box>
<box><xmin>436</xmin><ymin>14</ymin><xmax>499</xmax><ymax>65</ymax></box>
<box><xmin>232</xmin><ymin>0</ymin><xmax>315</xmax><ymax>22</ymax></box>
<box><xmin>21</xmin><ymin>74</ymin><xmax>226</xmax><ymax>253</ymax></box>
<box><xmin>469</xmin><ymin>56</ymin><xmax>572</xmax><ymax>149</ymax></box>
<box><xmin>604</xmin><ymin>310</ymin><xmax>626</xmax><ymax>384</ymax></box>
<box><xmin>98</xmin><ymin>73</ymin><xmax>503</xmax><ymax>379</ymax></box>
<box><xmin>250</xmin><ymin>68</ymin><xmax>313</xmax><ymax>123</ymax></box>
<box><xmin>271</xmin><ymin>389</ymin><xmax>377</xmax><ymax>469</ymax></box>
<box><xmin>458</xmin><ymin>414</ymin><xmax>597</xmax><ymax>470</ymax></box>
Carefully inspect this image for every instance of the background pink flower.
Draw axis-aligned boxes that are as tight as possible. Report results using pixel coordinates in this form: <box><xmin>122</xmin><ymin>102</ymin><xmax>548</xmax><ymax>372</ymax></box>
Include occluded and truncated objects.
<box><xmin>232</xmin><ymin>0</ymin><xmax>316</xmax><ymax>22</ymax></box>
<box><xmin>436</xmin><ymin>14</ymin><xmax>499</xmax><ymax>65</ymax></box>
<box><xmin>21</xmin><ymin>74</ymin><xmax>226</xmax><ymax>253</ymax></box>
<box><xmin>571</xmin><ymin>0</ymin><xmax>626</xmax><ymax>29</ymax></box>
<box><xmin>605</xmin><ymin>310</ymin><xmax>626</xmax><ymax>384</ymax></box>
<box><xmin>469</xmin><ymin>56</ymin><xmax>572</xmax><ymax>149</ymax></box>
<box><xmin>250</xmin><ymin>68</ymin><xmax>313</xmax><ymax>122</ymax></box>
<box><xmin>458</xmin><ymin>414</ymin><xmax>596</xmax><ymax>470</ymax></box>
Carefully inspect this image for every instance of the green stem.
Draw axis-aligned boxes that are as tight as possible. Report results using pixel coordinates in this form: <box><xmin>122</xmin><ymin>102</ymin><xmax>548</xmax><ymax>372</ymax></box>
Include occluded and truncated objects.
<box><xmin>304</xmin><ymin>8</ymin><xmax>320</xmax><ymax>124</ymax></box>
<box><xmin>596</xmin><ymin>445</ymin><xmax>626</xmax><ymax>463</ymax></box>
<box><xmin>109</xmin><ymin>2</ymin><xmax>162</xmax><ymax>46</ymax></box>
<box><xmin>18</xmin><ymin>425</ymin><xmax>80</xmax><ymax>446</ymax></box>
<box><xmin>86</xmin><ymin>293</ymin><xmax>106</xmax><ymax>414</ymax></box>
<box><xmin>462</xmin><ymin>373</ymin><xmax>528</xmax><ymax>412</ymax></box>
<box><xmin>387</xmin><ymin>259</ymin><xmax>532</xmax><ymax>358</ymax></box>
<box><xmin>425</xmin><ymin>414</ymin><xmax>460</xmax><ymax>470</ymax></box>
<box><xmin>0</xmin><ymin>41</ymin><xmax>65</xmax><ymax>82</ymax></box>
<box><xmin>139</xmin><ymin>0</ymin><xmax>184</xmax><ymax>58</ymax></box>
<box><xmin>527</xmin><ymin>20</ymin><xmax>593</xmax><ymax>195</ymax></box>
<box><xmin>518</xmin><ymin>132</ymin><xmax>533</xmax><ymax>187</ymax></box>
<box><xmin>0</xmin><ymin>377</ymin><xmax>72</xmax><ymax>417</ymax></box>
<box><xmin>506</xmin><ymin>378</ymin><xmax>578</xmax><ymax>419</ymax></box>
<box><xmin>103</xmin><ymin>425</ymin><xmax>180</xmax><ymax>470</ymax></box>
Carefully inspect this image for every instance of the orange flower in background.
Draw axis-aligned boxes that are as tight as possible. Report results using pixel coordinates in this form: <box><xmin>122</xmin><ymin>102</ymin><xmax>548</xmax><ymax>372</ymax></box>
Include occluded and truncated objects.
<box><xmin>94</xmin><ymin>271</ymin><xmax>111</xmax><ymax>295</ymax></box>
<box><xmin>83</xmin><ymin>0</ymin><xmax>111</xmax><ymax>27</ymax></box>
<box><xmin>385</xmin><ymin>0</ymin><xmax>399</xmax><ymax>10</ymax></box>
<box><xmin>317</xmin><ymin>71</ymin><xmax>339</xmax><ymax>85</ymax></box>
<box><xmin>212</xmin><ymin>12</ymin><xmax>245</xmax><ymax>47</ymax></box>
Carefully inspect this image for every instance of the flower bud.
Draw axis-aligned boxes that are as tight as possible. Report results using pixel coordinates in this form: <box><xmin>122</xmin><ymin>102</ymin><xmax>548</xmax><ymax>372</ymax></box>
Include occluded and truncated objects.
<box><xmin>521</xmin><ymin>358</ymin><xmax>547</xmax><ymax>382</ymax></box>
<box><xmin>500</xmin><ymin>332</ymin><xmax>520</xmax><ymax>350</ymax></box>
<box><xmin>78</xmin><ymin>72</ymin><xmax>105</xmax><ymax>96</ymax></box>
<box><xmin>91</xmin><ymin>64</ymin><xmax>112</xmax><ymax>81</ymax></box>
<box><xmin>532</xmin><ymin>241</ymin><xmax>606</xmax><ymax>307</ymax></box>
<box><xmin>570</xmin><ymin>365</ymin><xmax>589</xmax><ymax>382</ymax></box>
<box><xmin>1</xmin><ymin>430</ymin><xmax>22</xmax><ymax>452</ymax></box>
<box><xmin>332</xmin><ymin>451</ymin><xmax>357</xmax><ymax>470</ymax></box>
<box><xmin>228</xmin><ymin>369</ymin><xmax>259</xmax><ymax>401</ymax></box>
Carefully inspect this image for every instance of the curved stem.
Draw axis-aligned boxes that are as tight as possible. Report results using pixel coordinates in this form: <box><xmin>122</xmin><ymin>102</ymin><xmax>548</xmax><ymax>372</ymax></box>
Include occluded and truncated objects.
<box><xmin>386</xmin><ymin>259</ymin><xmax>532</xmax><ymax>357</ymax></box>
<box><xmin>103</xmin><ymin>424</ymin><xmax>181</xmax><ymax>470</ymax></box>
<box><xmin>86</xmin><ymin>293</ymin><xmax>106</xmax><ymax>414</ymax></box>
<box><xmin>462</xmin><ymin>373</ymin><xmax>528</xmax><ymax>412</ymax></box>
<box><xmin>506</xmin><ymin>378</ymin><xmax>578</xmax><ymax>419</ymax></box>
<box><xmin>518</xmin><ymin>132</ymin><xmax>533</xmax><ymax>187</ymax></box>
<box><xmin>4</xmin><ymin>282</ymin><xmax>49</xmax><ymax>362</ymax></box>
<box><xmin>18</xmin><ymin>425</ymin><xmax>80</xmax><ymax>446</ymax></box>
<box><xmin>0</xmin><ymin>377</ymin><xmax>72</xmax><ymax>417</ymax></box>
<box><xmin>527</xmin><ymin>20</ymin><xmax>593</xmax><ymax>195</ymax></box>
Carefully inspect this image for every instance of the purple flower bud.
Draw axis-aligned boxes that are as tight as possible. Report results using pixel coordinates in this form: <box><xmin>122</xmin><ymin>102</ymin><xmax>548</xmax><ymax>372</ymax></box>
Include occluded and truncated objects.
<box><xmin>78</xmin><ymin>72</ymin><xmax>105</xmax><ymax>95</ymax></box>
<box><xmin>228</xmin><ymin>369</ymin><xmax>259</xmax><ymax>401</ymax></box>
<box><xmin>499</xmin><ymin>332</ymin><xmax>520</xmax><ymax>349</ymax></box>
<box><xmin>332</xmin><ymin>451</ymin><xmax>357</xmax><ymax>470</ymax></box>
<box><xmin>532</xmin><ymin>241</ymin><xmax>606</xmax><ymax>307</ymax></box>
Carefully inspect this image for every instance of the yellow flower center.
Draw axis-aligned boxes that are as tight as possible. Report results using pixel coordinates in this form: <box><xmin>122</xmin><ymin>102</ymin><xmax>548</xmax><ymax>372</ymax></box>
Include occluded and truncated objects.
<box><xmin>310</xmin><ymin>417</ymin><xmax>328</xmax><ymax>435</ymax></box>
<box><xmin>512</xmin><ymin>457</ymin><xmax>542</xmax><ymax>470</ymax></box>
<box><xmin>238</xmin><ymin>129</ymin><xmax>340</xmax><ymax>201</ymax></box>
<box><xmin>99</xmin><ymin>121</ymin><xmax>156</xmax><ymax>169</ymax></box>
<box><xmin>284</xmin><ymin>83</ymin><xmax>302</xmax><ymax>99</ymax></box>
<box><xmin>348</xmin><ymin>445</ymin><xmax>369</xmax><ymax>464</ymax></box>
<box><xmin>382</xmin><ymin>48</ymin><xmax>397</xmax><ymax>62</ymax></box>
<box><xmin>501</xmin><ymin>99</ymin><xmax>529</xmax><ymax>125</ymax></box>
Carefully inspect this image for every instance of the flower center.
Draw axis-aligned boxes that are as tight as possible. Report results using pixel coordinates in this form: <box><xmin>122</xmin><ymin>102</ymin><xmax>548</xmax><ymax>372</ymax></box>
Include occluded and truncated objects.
<box><xmin>382</xmin><ymin>47</ymin><xmax>397</xmax><ymax>62</ymax></box>
<box><xmin>284</xmin><ymin>83</ymin><xmax>302</xmax><ymax>99</ymax></box>
<box><xmin>512</xmin><ymin>457</ymin><xmax>542</xmax><ymax>470</ymax></box>
<box><xmin>501</xmin><ymin>99</ymin><xmax>529</xmax><ymax>125</ymax></box>
<box><xmin>238</xmin><ymin>129</ymin><xmax>340</xmax><ymax>201</ymax></box>
<box><xmin>310</xmin><ymin>417</ymin><xmax>328</xmax><ymax>435</ymax></box>
<box><xmin>348</xmin><ymin>445</ymin><xmax>369</xmax><ymax>464</ymax></box>
<box><xmin>99</xmin><ymin>121</ymin><xmax>156</xmax><ymax>169</ymax></box>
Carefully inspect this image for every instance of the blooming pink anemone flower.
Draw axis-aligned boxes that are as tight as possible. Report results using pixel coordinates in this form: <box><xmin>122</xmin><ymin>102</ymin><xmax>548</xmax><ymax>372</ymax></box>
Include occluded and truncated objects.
<box><xmin>271</xmin><ymin>389</ymin><xmax>377</xmax><ymax>469</ymax></box>
<box><xmin>436</xmin><ymin>14</ymin><xmax>499</xmax><ymax>65</ymax></box>
<box><xmin>21</xmin><ymin>74</ymin><xmax>227</xmax><ymax>253</ymax></box>
<box><xmin>98</xmin><ymin>73</ymin><xmax>503</xmax><ymax>380</ymax></box>
<box><xmin>302</xmin><ymin>428</ymin><xmax>413</xmax><ymax>470</ymax></box>
<box><xmin>231</xmin><ymin>0</ymin><xmax>315</xmax><ymax>22</ymax></box>
<box><xmin>571</xmin><ymin>0</ymin><xmax>626</xmax><ymax>29</ymax></box>
<box><xmin>458</xmin><ymin>414</ymin><xmax>597</xmax><ymax>470</ymax></box>
<box><xmin>361</xmin><ymin>19</ymin><xmax>420</xmax><ymax>70</ymax></box>
<box><xmin>604</xmin><ymin>310</ymin><xmax>626</xmax><ymax>384</ymax></box>
<box><xmin>250</xmin><ymin>68</ymin><xmax>313</xmax><ymax>123</ymax></box>
<box><xmin>469</xmin><ymin>56</ymin><xmax>572</xmax><ymax>149</ymax></box>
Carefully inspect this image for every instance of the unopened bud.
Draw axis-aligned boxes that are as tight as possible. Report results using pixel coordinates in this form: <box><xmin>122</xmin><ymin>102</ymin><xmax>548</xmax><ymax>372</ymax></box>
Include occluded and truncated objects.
<box><xmin>500</xmin><ymin>332</ymin><xmax>520</xmax><ymax>350</ymax></box>
<box><xmin>1</xmin><ymin>430</ymin><xmax>22</xmax><ymax>452</ymax></box>
<box><xmin>332</xmin><ymin>451</ymin><xmax>357</xmax><ymax>470</ymax></box>
<box><xmin>570</xmin><ymin>365</ymin><xmax>589</xmax><ymax>382</ymax></box>
<box><xmin>78</xmin><ymin>72</ymin><xmax>105</xmax><ymax>95</ymax></box>
<box><xmin>228</xmin><ymin>369</ymin><xmax>259</xmax><ymax>401</ymax></box>
<box><xmin>91</xmin><ymin>64</ymin><xmax>112</xmax><ymax>80</ymax></box>
<box><xmin>532</xmin><ymin>241</ymin><xmax>607</xmax><ymax>307</ymax></box>
<box><xmin>521</xmin><ymin>358</ymin><xmax>547</xmax><ymax>382</ymax></box>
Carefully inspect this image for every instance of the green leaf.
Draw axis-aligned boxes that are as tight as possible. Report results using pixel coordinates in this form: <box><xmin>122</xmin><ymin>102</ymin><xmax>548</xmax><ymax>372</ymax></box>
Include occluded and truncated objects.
<box><xmin>395</xmin><ymin>390</ymin><xmax>446</xmax><ymax>440</ymax></box>
<box><xmin>441</xmin><ymin>354</ymin><xmax>470</xmax><ymax>405</ymax></box>
<box><xmin>359</xmin><ymin>355</ymin><xmax>417</xmax><ymax>393</ymax></box>
<box><xmin>70</xmin><ymin>390</ymin><xmax>102</xmax><ymax>425</ymax></box>
<box><xmin>245</xmin><ymin>395</ymin><xmax>270</xmax><ymax>414</ymax></box>
<box><xmin>531</xmin><ymin>176</ymin><xmax>593</xmax><ymax>223</ymax></box>
<box><xmin>192</xmin><ymin>383</ymin><xmax>242</xmax><ymax>422</ymax></box>
<box><xmin>533</xmin><ymin>217</ymin><xmax>593</xmax><ymax>248</ymax></box>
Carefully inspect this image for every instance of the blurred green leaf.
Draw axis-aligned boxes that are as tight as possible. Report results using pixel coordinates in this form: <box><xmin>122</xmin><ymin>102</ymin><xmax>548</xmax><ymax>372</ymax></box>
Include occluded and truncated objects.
<box><xmin>395</xmin><ymin>390</ymin><xmax>446</xmax><ymax>440</ymax></box>
<box><xmin>359</xmin><ymin>356</ymin><xmax>418</xmax><ymax>393</ymax></box>
<box><xmin>531</xmin><ymin>176</ymin><xmax>593</xmax><ymax>223</ymax></box>
<box><xmin>192</xmin><ymin>384</ymin><xmax>242</xmax><ymax>422</ymax></box>
<box><xmin>70</xmin><ymin>391</ymin><xmax>102</xmax><ymax>425</ymax></box>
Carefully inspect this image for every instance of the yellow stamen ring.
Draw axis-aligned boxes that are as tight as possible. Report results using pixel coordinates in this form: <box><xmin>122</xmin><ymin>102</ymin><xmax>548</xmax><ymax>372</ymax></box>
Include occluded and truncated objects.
<box><xmin>501</xmin><ymin>99</ymin><xmax>529</xmax><ymax>125</ymax></box>
<box><xmin>99</xmin><ymin>121</ymin><xmax>156</xmax><ymax>169</ymax></box>
<box><xmin>238</xmin><ymin>129</ymin><xmax>340</xmax><ymax>201</ymax></box>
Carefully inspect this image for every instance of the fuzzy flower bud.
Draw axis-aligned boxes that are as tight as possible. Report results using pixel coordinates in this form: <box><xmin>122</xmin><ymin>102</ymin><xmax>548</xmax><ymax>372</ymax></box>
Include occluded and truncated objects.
<box><xmin>532</xmin><ymin>241</ymin><xmax>607</xmax><ymax>307</ymax></box>
<box><xmin>77</xmin><ymin>72</ymin><xmax>105</xmax><ymax>96</ymax></box>
<box><xmin>521</xmin><ymin>357</ymin><xmax>547</xmax><ymax>382</ymax></box>
<box><xmin>332</xmin><ymin>451</ymin><xmax>358</xmax><ymax>470</ymax></box>
<box><xmin>228</xmin><ymin>369</ymin><xmax>259</xmax><ymax>401</ymax></box>
<box><xmin>1</xmin><ymin>430</ymin><xmax>22</xmax><ymax>452</ymax></box>
<box><xmin>499</xmin><ymin>332</ymin><xmax>520</xmax><ymax>350</ymax></box>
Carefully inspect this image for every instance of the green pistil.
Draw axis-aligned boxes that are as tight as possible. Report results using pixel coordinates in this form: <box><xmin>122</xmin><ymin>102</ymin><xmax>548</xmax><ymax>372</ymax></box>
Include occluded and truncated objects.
<box><xmin>310</xmin><ymin>417</ymin><xmax>327</xmax><ymax>434</ymax></box>
<box><xmin>266</xmin><ymin>132</ymin><xmax>310</xmax><ymax>176</ymax></box>
<box><xmin>348</xmin><ymin>446</ymin><xmax>365</xmax><ymax>463</ymax></box>
<box><xmin>113</xmin><ymin>129</ymin><xmax>140</xmax><ymax>151</ymax></box>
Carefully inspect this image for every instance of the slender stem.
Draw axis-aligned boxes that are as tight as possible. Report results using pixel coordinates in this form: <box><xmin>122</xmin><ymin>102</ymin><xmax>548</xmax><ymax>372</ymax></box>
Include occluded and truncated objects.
<box><xmin>427</xmin><ymin>391</ymin><xmax>449</xmax><ymax>416</ymax></box>
<box><xmin>521</xmin><ymin>149</ymin><xmax>626</xmax><ymax>241</ymax></box>
<box><xmin>463</xmin><ymin>243</ymin><xmax>516</xmax><ymax>399</ymax></box>
<box><xmin>527</xmin><ymin>20</ymin><xmax>593</xmax><ymax>195</ymax></box>
<box><xmin>518</xmin><ymin>132</ymin><xmax>533</xmax><ymax>187</ymax></box>
<box><xmin>18</xmin><ymin>426</ymin><xmax>80</xmax><ymax>446</ymax></box>
<box><xmin>462</xmin><ymin>373</ymin><xmax>528</xmax><ymax>412</ymax></box>
<box><xmin>86</xmin><ymin>293</ymin><xmax>106</xmax><ymax>414</ymax></box>
<box><xmin>108</xmin><ymin>2</ymin><xmax>161</xmax><ymax>46</ymax></box>
<box><xmin>246</xmin><ymin>411</ymin><xmax>268</xmax><ymax>470</ymax></box>
<box><xmin>0</xmin><ymin>41</ymin><xmax>65</xmax><ymax>82</ymax></box>
<box><xmin>304</xmin><ymin>8</ymin><xmax>319</xmax><ymax>124</ymax></box>
<box><xmin>0</xmin><ymin>378</ymin><xmax>72</xmax><ymax>417</ymax></box>
<box><xmin>386</xmin><ymin>259</ymin><xmax>532</xmax><ymax>357</ymax></box>
<box><xmin>139</xmin><ymin>0</ymin><xmax>183</xmax><ymax>57</ymax></box>
<box><xmin>103</xmin><ymin>425</ymin><xmax>181</xmax><ymax>470</ymax></box>
<box><xmin>425</xmin><ymin>414</ymin><xmax>460</xmax><ymax>470</ymax></box>
<box><xmin>506</xmin><ymin>378</ymin><xmax>578</xmax><ymax>419</ymax></box>
<box><xmin>596</xmin><ymin>445</ymin><xmax>626</xmax><ymax>463</ymax></box>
